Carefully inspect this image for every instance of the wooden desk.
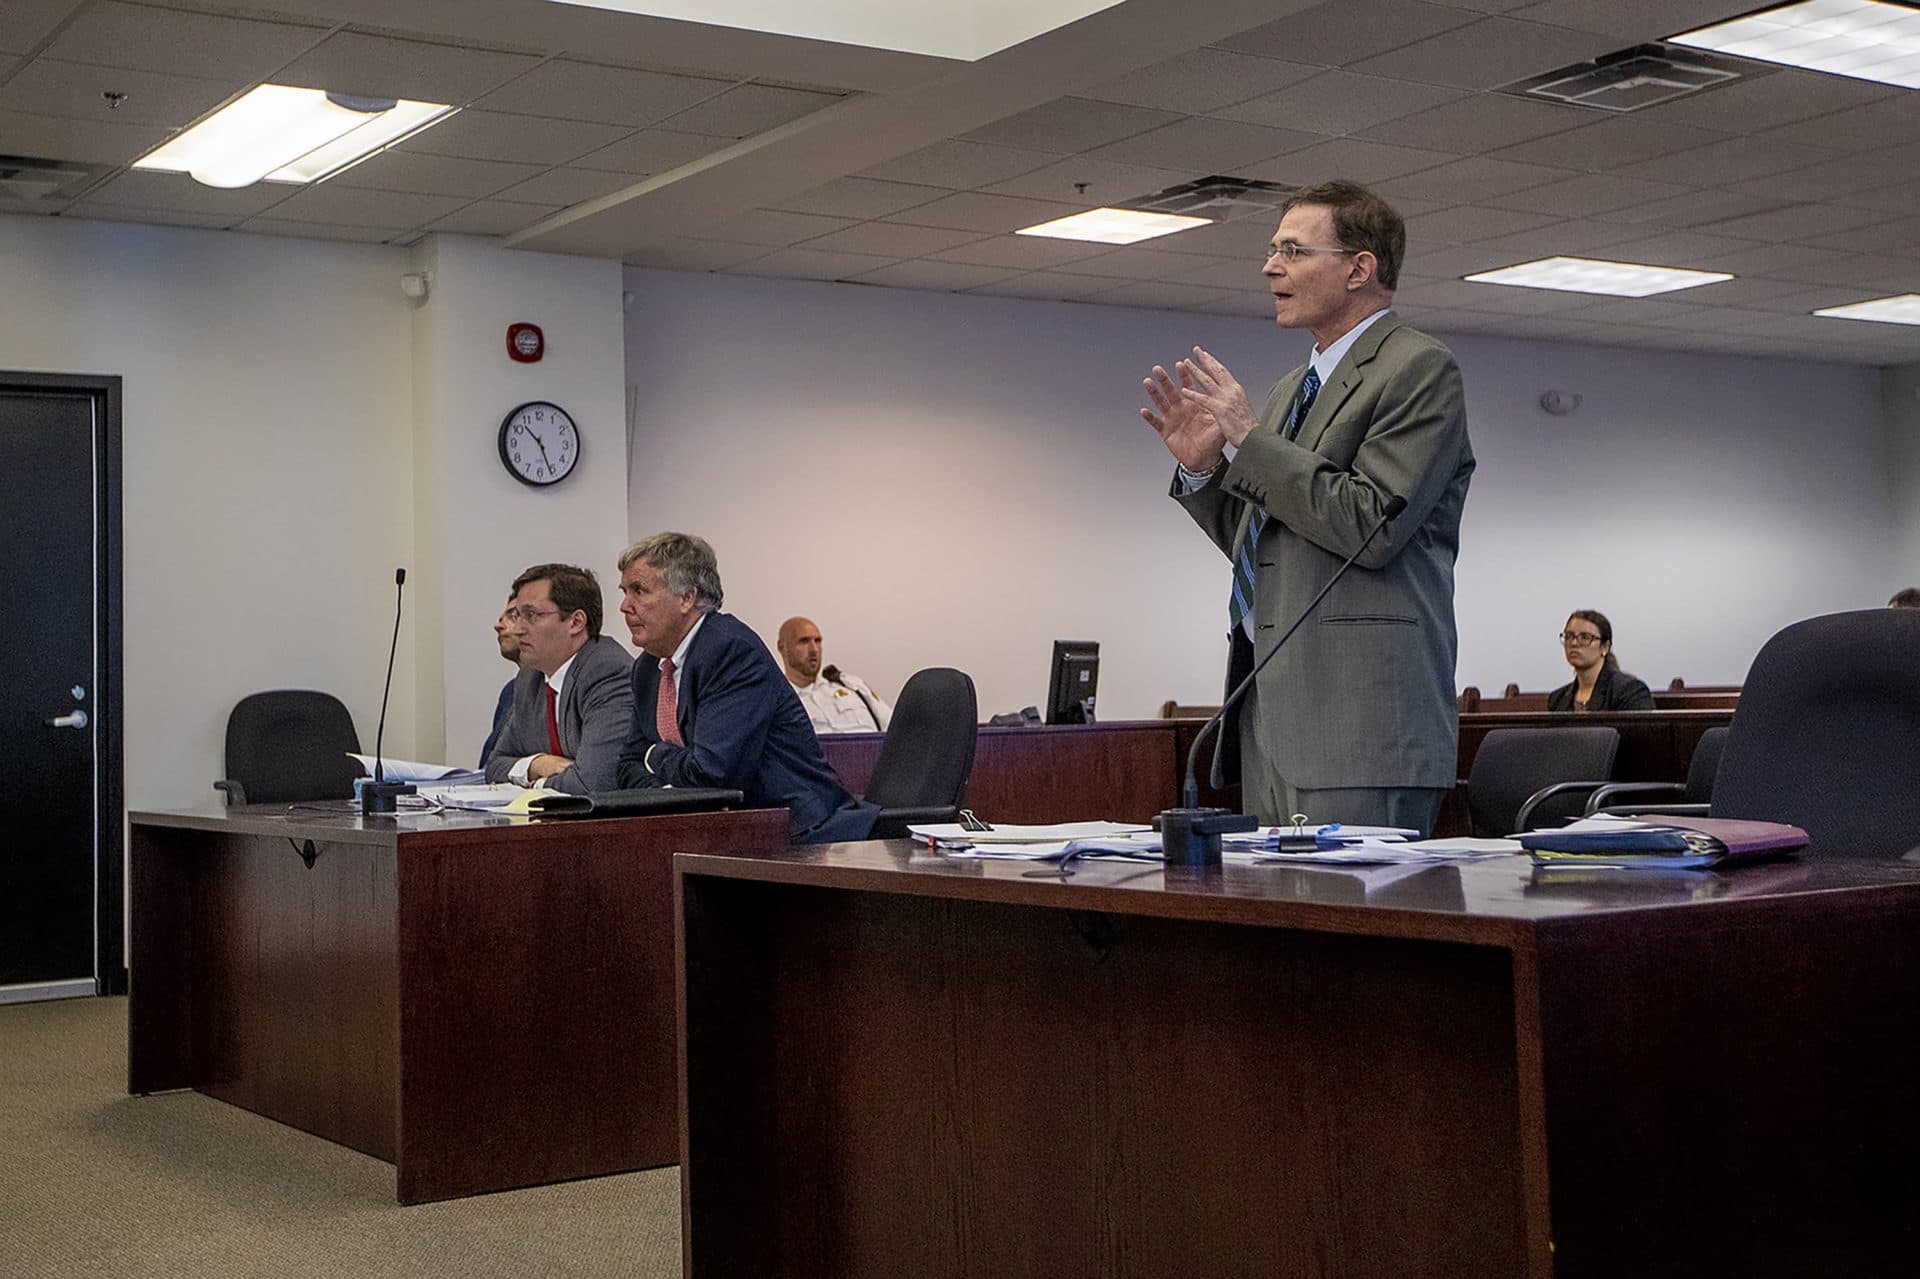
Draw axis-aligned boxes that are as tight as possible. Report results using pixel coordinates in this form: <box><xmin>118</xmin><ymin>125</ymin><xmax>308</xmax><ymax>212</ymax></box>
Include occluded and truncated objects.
<box><xmin>677</xmin><ymin>844</ymin><xmax>1920</xmax><ymax>1278</ymax></box>
<box><xmin>128</xmin><ymin>803</ymin><xmax>788</xmax><ymax>1203</ymax></box>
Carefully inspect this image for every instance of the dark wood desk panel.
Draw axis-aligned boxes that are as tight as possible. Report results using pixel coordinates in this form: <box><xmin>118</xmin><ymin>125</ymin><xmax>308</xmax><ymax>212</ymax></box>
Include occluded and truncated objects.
<box><xmin>130</xmin><ymin>803</ymin><xmax>789</xmax><ymax>1203</ymax></box>
<box><xmin>1457</xmin><ymin>708</ymin><xmax>1734</xmax><ymax>783</ymax></box>
<box><xmin>678</xmin><ymin>845</ymin><xmax>1920</xmax><ymax>1278</ymax></box>
<box><xmin>821</xmin><ymin>722</ymin><xmax>1184</xmax><ymax>823</ymax></box>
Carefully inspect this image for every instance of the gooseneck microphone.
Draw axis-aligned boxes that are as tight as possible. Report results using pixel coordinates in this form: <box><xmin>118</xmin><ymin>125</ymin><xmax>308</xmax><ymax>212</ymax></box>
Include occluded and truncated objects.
<box><xmin>1161</xmin><ymin>493</ymin><xmax>1409</xmax><ymax>868</ymax></box>
<box><xmin>359</xmin><ymin>567</ymin><xmax>416</xmax><ymax>816</ymax></box>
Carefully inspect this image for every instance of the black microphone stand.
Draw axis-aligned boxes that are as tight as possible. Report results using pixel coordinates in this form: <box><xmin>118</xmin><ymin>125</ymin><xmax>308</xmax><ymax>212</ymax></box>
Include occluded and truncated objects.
<box><xmin>1161</xmin><ymin>495</ymin><xmax>1409</xmax><ymax>869</ymax></box>
<box><xmin>359</xmin><ymin>567</ymin><xmax>416</xmax><ymax>815</ymax></box>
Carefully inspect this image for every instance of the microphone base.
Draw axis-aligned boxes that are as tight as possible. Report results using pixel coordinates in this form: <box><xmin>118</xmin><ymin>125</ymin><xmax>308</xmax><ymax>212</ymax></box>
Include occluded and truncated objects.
<box><xmin>356</xmin><ymin>778</ymin><xmax>416</xmax><ymax>815</ymax></box>
<box><xmin>1158</xmin><ymin>807</ymin><xmax>1258</xmax><ymax>870</ymax></box>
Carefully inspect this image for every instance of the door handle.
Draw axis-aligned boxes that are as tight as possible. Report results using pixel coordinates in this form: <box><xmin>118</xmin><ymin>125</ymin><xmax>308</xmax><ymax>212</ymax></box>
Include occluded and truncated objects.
<box><xmin>47</xmin><ymin>710</ymin><xmax>89</xmax><ymax>730</ymax></box>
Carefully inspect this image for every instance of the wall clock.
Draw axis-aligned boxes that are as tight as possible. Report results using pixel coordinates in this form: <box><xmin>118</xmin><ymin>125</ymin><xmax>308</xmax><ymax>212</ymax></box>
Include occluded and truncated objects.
<box><xmin>498</xmin><ymin>401</ymin><xmax>579</xmax><ymax>487</ymax></box>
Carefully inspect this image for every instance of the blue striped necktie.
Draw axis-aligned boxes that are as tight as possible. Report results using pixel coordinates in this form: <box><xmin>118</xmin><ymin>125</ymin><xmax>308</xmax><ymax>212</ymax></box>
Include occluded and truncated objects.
<box><xmin>1228</xmin><ymin>367</ymin><xmax>1321</xmax><ymax>630</ymax></box>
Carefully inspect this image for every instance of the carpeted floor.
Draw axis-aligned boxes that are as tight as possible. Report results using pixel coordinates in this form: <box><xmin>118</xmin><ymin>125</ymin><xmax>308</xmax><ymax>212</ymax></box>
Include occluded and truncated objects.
<box><xmin>0</xmin><ymin>996</ymin><xmax>684</xmax><ymax>1277</ymax></box>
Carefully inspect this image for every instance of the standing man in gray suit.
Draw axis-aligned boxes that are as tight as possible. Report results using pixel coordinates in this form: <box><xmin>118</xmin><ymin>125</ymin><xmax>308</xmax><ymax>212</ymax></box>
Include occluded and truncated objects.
<box><xmin>485</xmin><ymin>562</ymin><xmax>634</xmax><ymax>795</ymax></box>
<box><xmin>1142</xmin><ymin>180</ymin><xmax>1474</xmax><ymax>835</ymax></box>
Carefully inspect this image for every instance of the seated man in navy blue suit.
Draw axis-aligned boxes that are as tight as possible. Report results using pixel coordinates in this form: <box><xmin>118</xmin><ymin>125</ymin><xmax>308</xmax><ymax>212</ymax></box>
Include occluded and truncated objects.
<box><xmin>614</xmin><ymin>532</ymin><xmax>877</xmax><ymax>845</ymax></box>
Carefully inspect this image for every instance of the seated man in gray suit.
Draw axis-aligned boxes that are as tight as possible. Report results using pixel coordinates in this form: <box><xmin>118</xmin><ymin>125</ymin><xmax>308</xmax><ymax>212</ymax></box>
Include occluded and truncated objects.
<box><xmin>485</xmin><ymin>562</ymin><xmax>634</xmax><ymax>795</ymax></box>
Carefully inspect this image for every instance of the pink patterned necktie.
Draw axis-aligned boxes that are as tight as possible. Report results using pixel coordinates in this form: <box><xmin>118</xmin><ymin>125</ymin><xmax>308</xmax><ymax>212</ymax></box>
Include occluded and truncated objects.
<box><xmin>655</xmin><ymin>657</ymin><xmax>684</xmax><ymax>747</ymax></box>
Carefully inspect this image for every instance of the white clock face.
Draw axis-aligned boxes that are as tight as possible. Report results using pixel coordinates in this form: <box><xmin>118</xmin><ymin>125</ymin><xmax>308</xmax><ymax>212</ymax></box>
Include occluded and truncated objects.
<box><xmin>499</xmin><ymin>401</ymin><xmax>579</xmax><ymax>487</ymax></box>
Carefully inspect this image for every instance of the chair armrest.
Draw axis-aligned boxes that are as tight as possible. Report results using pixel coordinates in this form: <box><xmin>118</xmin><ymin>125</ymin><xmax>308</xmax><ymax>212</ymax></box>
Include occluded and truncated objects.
<box><xmin>1514</xmin><ymin>780</ymin><xmax>1609</xmax><ymax>832</ymax></box>
<box><xmin>868</xmin><ymin>804</ymin><xmax>959</xmax><ymax>840</ymax></box>
<box><xmin>1590</xmin><ymin>801</ymin><xmax>1711</xmax><ymax>819</ymax></box>
<box><xmin>1583</xmin><ymin>782</ymin><xmax>1688</xmax><ymax>814</ymax></box>
<box><xmin>213</xmin><ymin>779</ymin><xmax>248</xmax><ymax>807</ymax></box>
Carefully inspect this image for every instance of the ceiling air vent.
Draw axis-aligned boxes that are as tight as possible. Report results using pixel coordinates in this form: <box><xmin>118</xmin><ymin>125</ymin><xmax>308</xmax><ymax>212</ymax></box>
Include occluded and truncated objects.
<box><xmin>0</xmin><ymin>155</ymin><xmax>102</xmax><ymax>203</ymax></box>
<box><xmin>1121</xmin><ymin>175</ymin><xmax>1295</xmax><ymax>222</ymax></box>
<box><xmin>1503</xmin><ymin>44</ymin><xmax>1752</xmax><ymax>113</ymax></box>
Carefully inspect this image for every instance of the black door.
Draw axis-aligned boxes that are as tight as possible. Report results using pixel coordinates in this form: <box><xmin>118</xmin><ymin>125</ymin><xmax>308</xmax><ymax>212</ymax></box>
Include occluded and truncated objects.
<box><xmin>0</xmin><ymin>375</ymin><xmax>122</xmax><ymax>997</ymax></box>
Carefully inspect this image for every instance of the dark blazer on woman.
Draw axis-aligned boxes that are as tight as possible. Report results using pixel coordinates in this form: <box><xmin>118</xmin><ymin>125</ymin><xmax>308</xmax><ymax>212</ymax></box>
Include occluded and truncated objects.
<box><xmin>1548</xmin><ymin>666</ymin><xmax>1655</xmax><ymax>712</ymax></box>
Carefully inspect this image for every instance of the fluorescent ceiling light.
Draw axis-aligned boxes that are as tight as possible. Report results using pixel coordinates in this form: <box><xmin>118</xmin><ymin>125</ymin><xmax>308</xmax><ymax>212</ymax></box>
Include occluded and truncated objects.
<box><xmin>1671</xmin><ymin>0</ymin><xmax>1920</xmax><ymax>90</ymax></box>
<box><xmin>1464</xmin><ymin>256</ymin><xmax>1734</xmax><ymax>297</ymax></box>
<box><xmin>546</xmin><ymin>0</ymin><xmax>1122</xmax><ymax>61</ymax></box>
<box><xmin>1812</xmin><ymin>293</ymin><xmax>1920</xmax><ymax>325</ymax></box>
<box><xmin>133</xmin><ymin>85</ymin><xmax>455</xmax><ymax>189</ymax></box>
<box><xmin>1015</xmin><ymin>207</ymin><xmax>1210</xmax><ymax>245</ymax></box>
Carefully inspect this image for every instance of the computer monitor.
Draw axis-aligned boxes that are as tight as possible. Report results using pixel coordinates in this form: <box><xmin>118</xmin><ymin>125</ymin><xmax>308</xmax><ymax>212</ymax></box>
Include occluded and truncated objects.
<box><xmin>1045</xmin><ymin>640</ymin><xmax>1099</xmax><ymax>725</ymax></box>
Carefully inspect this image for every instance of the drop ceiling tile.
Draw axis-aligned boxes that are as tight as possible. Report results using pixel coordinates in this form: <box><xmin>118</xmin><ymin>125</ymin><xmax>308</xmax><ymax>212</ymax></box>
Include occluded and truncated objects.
<box><xmin>690</xmin><ymin>208</ymin><xmax>855</xmax><ymax>246</ymax></box>
<box><xmin>882</xmin><ymin>191</ymin><xmax>1083</xmax><ymax>234</ymax></box>
<box><xmin>65</xmin><ymin>206</ymin><xmax>230</xmax><ymax>231</ymax></box>
<box><xmin>1092</xmin><ymin>117</ymin><xmax>1324</xmax><ymax>173</ymax></box>
<box><xmin>0</xmin><ymin>0</ymin><xmax>84</xmax><ymax>53</ymax></box>
<box><xmin>1452</xmin><ymin>216</ymin><xmax>1644</xmax><ymax>257</ymax></box>
<box><xmin>42</xmin><ymin>2</ymin><xmax>325</xmax><ymax>81</ymax></box>
<box><xmin>728</xmin><ymin>246</ymin><xmax>896</xmax><ymax>280</ymax></box>
<box><xmin>1219</xmin><ymin>1</ymin><xmax>1479</xmax><ymax>69</ymax></box>
<box><xmin>846</xmin><ymin>260</ymin><xmax>1024</xmax><ymax>291</ymax></box>
<box><xmin>1595</xmin><ymin>230</ymin><xmax>1769</xmax><ymax>267</ymax></box>
<box><xmin>1644</xmin><ymin>69</ymin><xmax>1897</xmax><ymax>136</ymax></box>
<box><xmin>1486</xmin><ymin>173</ymin><xmax>1691</xmax><ymax>217</ymax></box>
<box><xmin>980</xmin><ymin>156</ymin><xmax>1192</xmax><ymax>207</ymax></box>
<box><xmin>1170</xmin><ymin>257</ymin><xmax>1269</xmax><ymax>290</ymax></box>
<box><xmin>1591</xmin><ymin>188</ymin><xmax>1789</xmax><ymax>230</ymax></box>
<box><xmin>800</xmin><ymin>221</ymin><xmax>984</xmax><ymax>257</ymax></box>
<box><xmin>1147</xmin><ymin>216</ymin><xmax>1290</xmax><ymax>258</ymax></box>
<box><xmin>423</xmin><ymin>198</ymin><xmax>564</xmax><ymax>236</ymax></box>
<box><xmin>1834</xmin><ymin>176</ymin><xmax>1920</xmax><ymax>217</ymax></box>
<box><xmin>273</xmin><ymin>32</ymin><xmax>539</xmax><ymax>105</ymax></box>
<box><xmin>1407</xmin><ymin>204</ymin><xmax>1562</xmax><ymax>244</ymax></box>
<box><xmin>1774</xmin><ymin>255</ymin><xmax>1920</xmax><ymax>291</ymax></box>
<box><xmin>396</xmin><ymin>110</ymin><xmax>631</xmax><ymax>166</ymax></box>
<box><xmin>964</xmin><ymin>272</ymin><xmax>1115</xmax><ymax>300</ymax></box>
<box><xmin>769</xmin><ymin>177</ymin><xmax>944</xmax><ymax>220</ymax></box>
<box><xmin>1405</xmin><ymin>243</ymin><xmax>1532</xmax><ymax>277</ymax></box>
<box><xmin>1728</xmin><ymin>146</ymin><xmax>1920</xmax><ymax>203</ymax></box>
<box><xmin>857</xmin><ymin>139</ymin><xmax>1055</xmax><ymax>189</ymax></box>
<box><xmin>573</xmin><ymin>127</ymin><xmax>725</xmax><ymax>175</ymax></box>
<box><xmin>0</xmin><ymin>57</ymin><xmax>235</xmax><ymax>129</ymax></box>
<box><xmin>78</xmin><ymin>170</ymin><xmax>291</xmax><ymax>217</ymax></box>
<box><xmin>926</xmin><ymin>235</ymin><xmax>1112</xmax><ymax>270</ymax></box>
<box><xmin>1078</xmin><ymin>47</ymin><xmax>1320</xmax><ymax>115</ymax></box>
<box><xmin>0</xmin><ymin>107</ymin><xmax>167</xmax><ymax>164</ymax></box>
<box><xmin>660</xmin><ymin>83</ymin><xmax>842</xmax><ymax>138</ymax></box>
<box><xmin>1691</xmin><ymin>241</ymin><xmax>1845</xmax><ymax>275</ymax></box>
<box><xmin>1487</xmin><ymin>116</ymin><xmax>1728</xmax><ymax>170</ymax></box>
<box><xmin>1359</xmin><ymin>92</ymin><xmax>1586</xmax><ymax>153</ymax></box>
<box><xmin>1072</xmin><ymin>281</ymin><xmax>1244</xmax><ymax>311</ymax></box>
<box><xmin>1619</xmin><ymin>136</ymin><xmax>1842</xmax><ymax>187</ymax></box>
<box><xmin>1511</xmin><ymin>0</ymin><xmax>1825</xmax><ymax>40</ymax></box>
<box><xmin>1761</xmin><ymin>93</ymin><xmax>1920</xmax><ymax>153</ymax></box>
<box><xmin>1220</xmin><ymin>70</ymin><xmax>1469</xmax><ymax>138</ymax></box>
<box><xmin>1348</xmin><ymin>18</ymin><xmax>1616</xmax><ymax>91</ymax></box>
<box><xmin>1692</xmin><ymin>203</ymin><xmax>1897</xmax><ymax>244</ymax></box>
<box><xmin>1392</xmin><ymin>277</ymin><xmax>1516</xmax><ymax>309</ymax></box>
<box><xmin>1241</xmin><ymin>136</ymin><xmax>1458</xmax><ymax>185</ymax></box>
<box><xmin>240</xmin><ymin>218</ymin><xmax>410</xmax><ymax>244</ymax></box>
<box><xmin>250</xmin><ymin>184</ymin><xmax>467</xmax><ymax>229</ymax></box>
<box><xmin>491</xmin><ymin>166</ymin><xmax>636</xmax><ymax>206</ymax></box>
<box><xmin>1053</xmin><ymin>245</ymin><xmax>1238</xmax><ymax>281</ymax></box>
<box><xmin>333</xmin><ymin>151</ymin><xmax>544</xmax><ymax>199</ymax></box>
<box><xmin>962</xmin><ymin>97</ymin><xmax>1181</xmax><ymax>157</ymax></box>
<box><xmin>475</xmin><ymin>60</ymin><xmax>729</xmax><ymax>129</ymax></box>
<box><xmin>622</xmin><ymin>238</ymin><xmax>767</xmax><ymax>270</ymax></box>
<box><xmin>1427</xmin><ymin>283</ymin><xmax>1592</xmax><ymax>315</ymax></box>
<box><xmin>1681</xmin><ymin>277</ymin><xmax>1849</xmax><ymax>311</ymax></box>
<box><xmin>1570</xmin><ymin>297</ymin><xmax>1717</xmax><ymax>326</ymax></box>
<box><xmin>1376</xmin><ymin>155</ymin><xmax>1572</xmax><ymax>202</ymax></box>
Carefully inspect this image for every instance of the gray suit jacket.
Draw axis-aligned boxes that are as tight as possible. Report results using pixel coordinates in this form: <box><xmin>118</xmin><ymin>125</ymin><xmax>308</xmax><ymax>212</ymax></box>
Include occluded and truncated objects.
<box><xmin>1174</xmin><ymin>311</ymin><xmax>1474</xmax><ymax>790</ymax></box>
<box><xmin>484</xmin><ymin>633</ymin><xmax>635</xmax><ymax>795</ymax></box>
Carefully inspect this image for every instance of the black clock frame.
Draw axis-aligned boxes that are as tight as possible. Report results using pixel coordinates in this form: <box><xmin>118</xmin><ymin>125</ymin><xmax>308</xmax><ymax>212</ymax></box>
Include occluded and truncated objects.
<box><xmin>498</xmin><ymin>400</ymin><xmax>579</xmax><ymax>488</ymax></box>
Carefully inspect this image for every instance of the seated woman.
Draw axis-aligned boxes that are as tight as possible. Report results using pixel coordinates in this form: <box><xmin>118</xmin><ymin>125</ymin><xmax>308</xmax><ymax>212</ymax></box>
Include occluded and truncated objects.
<box><xmin>1548</xmin><ymin>610</ymin><xmax>1655</xmax><ymax>712</ymax></box>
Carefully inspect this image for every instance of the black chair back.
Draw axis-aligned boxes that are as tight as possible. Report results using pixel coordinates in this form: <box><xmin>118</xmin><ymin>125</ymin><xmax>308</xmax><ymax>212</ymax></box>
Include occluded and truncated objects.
<box><xmin>222</xmin><ymin>690</ymin><xmax>363</xmax><ymax>805</ymax></box>
<box><xmin>864</xmin><ymin>668</ymin><xmax>977</xmax><ymax>832</ymax></box>
<box><xmin>1684</xmin><ymin>726</ymin><xmax>1730</xmax><ymax>805</ymax></box>
<box><xmin>1710</xmin><ymin>610</ymin><xmax>1920</xmax><ymax>858</ymax></box>
<box><xmin>1467</xmin><ymin>727</ymin><xmax>1619</xmax><ymax>836</ymax></box>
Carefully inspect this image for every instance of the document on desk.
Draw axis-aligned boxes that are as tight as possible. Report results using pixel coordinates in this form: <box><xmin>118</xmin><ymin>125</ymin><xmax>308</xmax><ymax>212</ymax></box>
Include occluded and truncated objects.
<box><xmin>417</xmin><ymin>782</ymin><xmax>544</xmax><ymax>811</ymax></box>
<box><xmin>908</xmin><ymin>820</ymin><xmax>1152</xmax><ymax>851</ymax></box>
<box><xmin>348</xmin><ymin>754</ymin><xmax>485</xmax><ymax>786</ymax></box>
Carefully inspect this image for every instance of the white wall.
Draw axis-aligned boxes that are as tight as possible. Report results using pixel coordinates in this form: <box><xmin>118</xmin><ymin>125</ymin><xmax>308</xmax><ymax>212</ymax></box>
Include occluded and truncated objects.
<box><xmin>1</xmin><ymin>215</ymin><xmax>415</xmax><ymax>812</ymax></box>
<box><xmin>623</xmin><ymin>267</ymin><xmax>1895</xmax><ymax>717</ymax></box>
<box><xmin>1884</xmin><ymin>363</ymin><xmax>1920</xmax><ymax>599</ymax></box>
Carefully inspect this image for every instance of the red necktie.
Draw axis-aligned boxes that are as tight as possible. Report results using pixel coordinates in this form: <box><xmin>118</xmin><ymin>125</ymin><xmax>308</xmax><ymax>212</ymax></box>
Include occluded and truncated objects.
<box><xmin>656</xmin><ymin>658</ymin><xmax>684</xmax><ymax>746</ymax></box>
<box><xmin>545</xmin><ymin>683</ymin><xmax>562</xmax><ymax>756</ymax></box>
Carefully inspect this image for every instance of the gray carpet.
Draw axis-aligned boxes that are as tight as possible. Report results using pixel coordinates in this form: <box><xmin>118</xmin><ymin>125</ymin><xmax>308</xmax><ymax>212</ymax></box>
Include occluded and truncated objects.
<box><xmin>0</xmin><ymin>996</ymin><xmax>683</xmax><ymax>1277</ymax></box>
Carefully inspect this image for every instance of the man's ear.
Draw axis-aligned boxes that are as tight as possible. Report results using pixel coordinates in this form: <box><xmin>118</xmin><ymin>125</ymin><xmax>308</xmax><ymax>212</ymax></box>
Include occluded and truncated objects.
<box><xmin>1347</xmin><ymin>250</ymin><xmax>1378</xmax><ymax>291</ymax></box>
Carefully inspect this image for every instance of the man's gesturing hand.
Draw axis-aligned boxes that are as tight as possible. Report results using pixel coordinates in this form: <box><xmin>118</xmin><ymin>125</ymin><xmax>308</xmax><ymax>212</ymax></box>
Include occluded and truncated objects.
<box><xmin>1176</xmin><ymin>347</ymin><xmax>1259</xmax><ymax>448</ymax></box>
<box><xmin>1141</xmin><ymin>361</ymin><xmax>1227</xmax><ymax>473</ymax></box>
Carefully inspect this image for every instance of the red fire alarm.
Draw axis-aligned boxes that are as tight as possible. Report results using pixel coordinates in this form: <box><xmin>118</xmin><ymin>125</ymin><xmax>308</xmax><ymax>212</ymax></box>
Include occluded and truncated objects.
<box><xmin>507</xmin><ymin>323</ymin><xmax>544</xmax><ymax>363</ymax></box>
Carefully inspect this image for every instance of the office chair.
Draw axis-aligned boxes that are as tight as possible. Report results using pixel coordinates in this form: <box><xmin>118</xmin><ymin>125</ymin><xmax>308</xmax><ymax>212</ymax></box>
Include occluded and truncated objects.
<box><xmin>214</xmin><ymin>689</ymin><xmax>363</xmax><ymax>807</ymax></box>
<box><xmin>1699</xmin><ymin>610</ymin><xmax>1920</xmax><ymax>858</ymax></box>
<box><xmin>1584</xmin><ymin>725</ymin><xmax>1729</xmax><ymax>817</ymax></box>
<box><xmin>1464</xmin><ymin>726</ymin><xmax>1620</xmax><ymax>836</ymax></box>
<box><xmin>863</xmin><ymin>668</ymin><xmax>977</xmax><ymax>839</ymax></box>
